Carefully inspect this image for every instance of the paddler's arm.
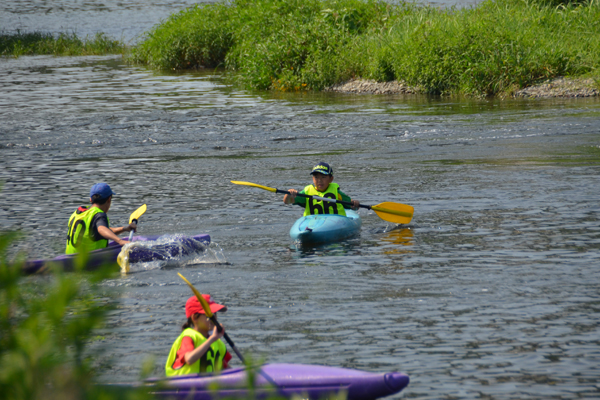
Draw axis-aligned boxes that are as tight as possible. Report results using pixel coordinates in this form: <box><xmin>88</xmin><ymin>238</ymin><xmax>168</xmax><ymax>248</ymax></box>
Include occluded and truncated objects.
<box><xmin>283</xmin><ymin>189</ymin><xmax>307</xmax><ymax>207</ymax></box>
<box><xmin>338</xmin><ymin>190</ymin><xmax>359</xmax><ymax>210</ymax></box>
<box><xmin>184</xmin><ymin>324</ymin><xmax>226</xmax><ymax>366</ymax></box>
<box><xmin>109</xmin><ymin>223</ymin><xmax>136</xmax><ymax>235</ymax></box>
<box><xmin>98</xmin><ymin>226</ymin><xmax>129</xmax><ymax>246</ymax></box>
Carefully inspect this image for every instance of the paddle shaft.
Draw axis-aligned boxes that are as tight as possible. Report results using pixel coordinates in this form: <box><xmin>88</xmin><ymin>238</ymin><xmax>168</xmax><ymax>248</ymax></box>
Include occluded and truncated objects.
<box><xmin>178</xmin><ymin>273</ymin><xmax>279</xmax><ymax>388</ymax></box>
<box><xmin>278</xmin><ymin>188</ymin><xmax>373</xmax><ymax>211</ymax></box>
<box><xmin>210</xmin><ymin>310</ymin><xmax>282</xmax><ymax>388</ymax></box>
<box><xmin>128</xmin><ymin>220</ymin><xmax>137</xmax><ymax>241</ymax></box>
<box><xmin>280</xmin><ymin>189</ymin><xmax>412</xmax><ymax>219</ymax></box>
<box><xmin>208</xmin><ymin>315</ymin><xmax>245</xmax><ymax>362</ymax></box>
<box><xmin>231</xmin><ymin>181</ymin><xmax>413</xmax><ymax>222</ymax></box>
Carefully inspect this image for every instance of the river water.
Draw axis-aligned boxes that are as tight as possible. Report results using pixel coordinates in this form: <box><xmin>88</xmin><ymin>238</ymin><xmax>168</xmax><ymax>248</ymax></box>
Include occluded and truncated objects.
<box><xmin>1</xmin><ymin>2</ymin><xmax>600</xmax><ymax>400</ymax></box>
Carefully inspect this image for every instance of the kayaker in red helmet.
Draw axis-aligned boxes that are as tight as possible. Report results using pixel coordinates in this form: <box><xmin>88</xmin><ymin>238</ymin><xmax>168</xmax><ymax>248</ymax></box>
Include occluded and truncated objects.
<box><xmin>165</xmin><ymin>295</ymin><xmax>232</xmax><ymax>376</ymax></box>
<box><xmin>65</xmin><ymin>182</ymin><xmax>136</xmax><ymax>254</ymax></box>
<box><xmin>283</xmin><ymin>162</ymin><xmax>360</xmax><ymax>216</ymax></box>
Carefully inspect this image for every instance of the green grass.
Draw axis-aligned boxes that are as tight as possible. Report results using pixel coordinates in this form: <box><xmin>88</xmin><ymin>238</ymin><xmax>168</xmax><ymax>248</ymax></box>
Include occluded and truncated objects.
<box><xmin>129</xmin><ymin>0</ymin><xmax>600</xmax><ymax>96</ymax></box>
<box><xmin>0</xmin><ymin>226</ymin><xmax>326</xmax><ymax>400</ymax></box>
<box><xmin>0</xmin><ymin>203</ymin><xmax>150</xmax><ymax>400</ymax></box>
<box><xmin>0</xmin><ymin>31</ymin><xmax>125</xmax><ymax>57</ymax></box>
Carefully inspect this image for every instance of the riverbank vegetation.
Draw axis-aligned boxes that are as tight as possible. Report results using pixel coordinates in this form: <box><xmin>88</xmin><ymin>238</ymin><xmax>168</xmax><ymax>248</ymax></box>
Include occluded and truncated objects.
<box><xmin>130</xmin><ymin>0</ymin><xmax>600</xmax><ymax>96</ymax></box>
<box><xmin>0</xmin><ymin>31</ymin><xmax>125</xmax><ymax>57</ymax></box>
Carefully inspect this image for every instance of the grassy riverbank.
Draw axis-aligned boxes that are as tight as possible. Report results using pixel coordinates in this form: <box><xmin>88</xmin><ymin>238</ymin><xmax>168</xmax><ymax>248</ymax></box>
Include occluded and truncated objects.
<box><xmin>130</xmin><ymin>0</ymin><xmax>600</xmax><ymax>96</ymax></box>
<box><xmin>0</xmin><ymin>31</ymin><xmax>125</xmax><ymax>57</ymax></box>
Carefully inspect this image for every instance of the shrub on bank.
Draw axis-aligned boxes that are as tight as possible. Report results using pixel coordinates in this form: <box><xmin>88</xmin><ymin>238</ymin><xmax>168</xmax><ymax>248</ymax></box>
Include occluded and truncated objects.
<box><xmin>378</xmin><ymin>0</ymin><xmax>600</xmax><ymax>95</ymax></box>
<box><xmin>0</xmin><ymin>31</ymin><xmax>125</xmax><ymax>57</ymax></box>
<box><xmin>130</xmin><ymin>0</ymin><xmax>600</xmax><ymax>96</ymax></box>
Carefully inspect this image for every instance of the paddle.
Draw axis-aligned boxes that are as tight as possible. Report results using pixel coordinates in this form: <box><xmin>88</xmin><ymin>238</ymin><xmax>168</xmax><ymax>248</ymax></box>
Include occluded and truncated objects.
<box><xmin>230</xmin><ymin>181</ymin><xmax>414</xmax><ymax>224</ymax></box>
<box><xmin>177</xmin><ymin>273</ymin><xmax>281</xmax><ymax>389</ymax></box>
<box><xmin>177</xmin><ymin>273</ymin><xmax>246</xmax><ymax>363</ymax></box>
<box><xmin>128</xmin><ymin>204</ymin><xmax>147</xmax><ymax>241</ymax></box>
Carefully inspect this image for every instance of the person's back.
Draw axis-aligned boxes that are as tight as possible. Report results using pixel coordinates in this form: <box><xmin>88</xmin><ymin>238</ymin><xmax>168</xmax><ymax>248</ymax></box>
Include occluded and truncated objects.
<box><xmin>65</xmin><ymin>204</ymin><xmax>110</xmax><ymax>254</ymax></box>
<box><xmin>66</xmin><ymin>183</ymin><xmax>135</xmax><ymax>254</ymax></box>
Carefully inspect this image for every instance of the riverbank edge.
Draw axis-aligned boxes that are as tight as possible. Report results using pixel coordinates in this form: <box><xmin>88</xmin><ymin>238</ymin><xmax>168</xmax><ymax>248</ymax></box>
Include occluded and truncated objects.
<box><xmin>324</xmin><ymin>77</ymin><xmax>600</xmax><ymax>98</ymax></box>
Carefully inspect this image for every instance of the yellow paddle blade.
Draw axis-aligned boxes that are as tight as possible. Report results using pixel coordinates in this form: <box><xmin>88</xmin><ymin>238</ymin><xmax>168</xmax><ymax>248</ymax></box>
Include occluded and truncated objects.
<box><xmin>178</xmin><ymin>273</ymin><xmax>214</xmax><ymax>318</ymax></box>
<box><xmin>371</xmin><ymin>202</ymin><xmax>414</xmax><ymax>224</ymax></box>
<box><xmin>129</xmin><ymin>204</ymin><xmax>147</xmax><ymax>223</ymax></box>
<box><xmin>230</xmin><ymin>181</ymin><xmax>277</xmax><ymax>193</ymax></box>
<box><xmin>117</xmin><ymin>244</ymin><xmax>132</xmax><ymax>274</ymax></box>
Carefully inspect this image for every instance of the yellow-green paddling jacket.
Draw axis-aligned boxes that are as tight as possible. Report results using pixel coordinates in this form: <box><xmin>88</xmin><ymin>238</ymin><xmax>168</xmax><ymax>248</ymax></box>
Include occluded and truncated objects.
<box><xmin>65</xmin><ymin>207</ymin><xmax>109</xmax><ymax>254</ymax></box>
<box><xmin>302</xmin><ymin>183</ymin><xmax>346</xmax><ymax>217</ymax></box>
<box><xmin>165</xmin><ymin>328</ymin><xmax>228</xmax><ymax>376</ymax></box>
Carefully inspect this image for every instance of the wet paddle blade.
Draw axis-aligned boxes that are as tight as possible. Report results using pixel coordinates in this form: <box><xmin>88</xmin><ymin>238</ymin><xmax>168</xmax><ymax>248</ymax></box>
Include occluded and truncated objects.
<box><xmin>117</xmin><ymin>244</ymin><xmax>132</xmax><ymax>274</ymax></box>
<box><xmin>129</xmin><ymin>204</ymin><xmax>147</xmax><ymax>224</ymax></box>
<box><xmin>371</xmin><ymin>202</ymin><xmax>414</xmax><ymax>224</ymax></box>
<box><xmin>230</xmin><ymin>181</ymin><xmax>277</xmax><ymax>193</ymax></box>
<box><xmin>177</xmin><ymin>273</ymin><xmax>214</xmax><ymax>317</ymax></box>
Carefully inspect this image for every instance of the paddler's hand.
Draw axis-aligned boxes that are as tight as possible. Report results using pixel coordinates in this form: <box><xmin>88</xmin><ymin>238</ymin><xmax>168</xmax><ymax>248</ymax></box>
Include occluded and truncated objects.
<box><xmin>283</xmin><ymin>189</ymin><xmax>298</xmax><ymax>204</ymax></box>
<box><xmin>350</xmin><ymin>199</ymin><xmax>360</xmax><ymax>210</ymax></box>
<box><xmin>123</xmin><ymin>222</ymin><xmax>137</xmax><ymax>232</ymax></box>
<box><xmin>210</xmin><ymin>323</ymin><xmax>226</xmax><ymax>341</ymax></box>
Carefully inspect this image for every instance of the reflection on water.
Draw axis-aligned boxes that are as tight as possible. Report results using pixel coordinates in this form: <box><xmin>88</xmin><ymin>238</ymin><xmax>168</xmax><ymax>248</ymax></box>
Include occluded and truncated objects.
<box><xmin>380</xmin><ymin>228</ymin><xmax>415</xmax><ymax>255</ymax></box>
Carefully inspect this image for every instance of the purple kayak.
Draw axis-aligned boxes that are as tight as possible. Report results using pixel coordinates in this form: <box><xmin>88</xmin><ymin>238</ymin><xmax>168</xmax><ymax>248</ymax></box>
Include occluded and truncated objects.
<box><xmin>22</xmin><ymin>234</ymin><xmax>210</xmax><ymax>274</ymax></box>
<box><xmin>145</xmin><ymin>363</ymin><xmax>409</xmax><ymax>400</ymax></box>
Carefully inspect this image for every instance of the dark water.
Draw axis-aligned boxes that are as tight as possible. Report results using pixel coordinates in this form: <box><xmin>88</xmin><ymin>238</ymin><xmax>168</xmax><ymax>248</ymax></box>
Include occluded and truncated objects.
<box><xmin>2</xmin><ymin>2</ymin><xmax>600</xmax><ymax>400</ymax></box>
<box><xmin>2</xmin><ymin>54</ymin><xmax>600</xmax><ymax>400</ymax></box>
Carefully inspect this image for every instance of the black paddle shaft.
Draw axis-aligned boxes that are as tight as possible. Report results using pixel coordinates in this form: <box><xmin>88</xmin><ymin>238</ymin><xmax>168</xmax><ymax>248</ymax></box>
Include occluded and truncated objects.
<box><xmin>209</xmin><ymin>315</ymin><xmax>281</xmax><ymax>389</ymax></box>
<box><xmin>275</xmin><ymin>188</ymin><xmax>371</xmax><ymax>210</ymax></box>
<box><xmin>209</xmin><ymin>315</ymin><xmax>245</xmax><ymax>362</ymax></box>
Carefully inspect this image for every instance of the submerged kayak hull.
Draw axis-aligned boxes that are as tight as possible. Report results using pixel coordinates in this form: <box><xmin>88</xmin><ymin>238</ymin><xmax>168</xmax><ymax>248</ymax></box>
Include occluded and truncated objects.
<box><xmin>290</xmin><ymin>210</ymin><xmax>361</xmax><ymax>244</ymax></box>
<box><xmin>145</xmin><ymin>363</ymin><xmax>409</xmax><ymax>400</ymax></box>
<box><xmin>22</xmin><ymin>234</ymin><xmax>210</xmax><ymax>274</ymax></box>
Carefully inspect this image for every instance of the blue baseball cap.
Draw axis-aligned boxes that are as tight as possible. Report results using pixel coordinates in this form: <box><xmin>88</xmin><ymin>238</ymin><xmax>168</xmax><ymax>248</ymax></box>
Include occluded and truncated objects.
<box><xmin>310</xmin><ymin>162</ymin><xmax>333</xmax><ymax>176</ymax></box>
<box><xmin>90</xmin><ymin>183</ymin><xmax>116</xmax><ymax>200</ymax></box>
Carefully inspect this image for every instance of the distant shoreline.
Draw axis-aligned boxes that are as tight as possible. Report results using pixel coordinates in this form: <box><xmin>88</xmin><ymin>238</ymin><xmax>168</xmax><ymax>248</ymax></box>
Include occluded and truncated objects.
<box><xmin>325</xmin><ymin>77</ymin><xmax>599</xmax><ymax>98</ymax></box>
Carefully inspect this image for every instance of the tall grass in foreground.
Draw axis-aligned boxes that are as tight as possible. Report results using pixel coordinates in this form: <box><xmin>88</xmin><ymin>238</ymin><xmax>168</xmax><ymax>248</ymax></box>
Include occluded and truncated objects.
<box><xmin>0</xmin><ymin>31</ymin><xmax>125</xmax><ymax>57</ymax></box>
<box><xmin>0</xmin><ymin>228</ymin><xmax>312</xmax><ymax>400</ymax></box>
<box><xmin>0</xmin><ymin>230</ymin><xmax>149</xmax><ymax>400</ymax></box>
<box><xmin>130</xmin><ymin>0</ymin><xmax>600</xmax><ymax>96</ymax></box>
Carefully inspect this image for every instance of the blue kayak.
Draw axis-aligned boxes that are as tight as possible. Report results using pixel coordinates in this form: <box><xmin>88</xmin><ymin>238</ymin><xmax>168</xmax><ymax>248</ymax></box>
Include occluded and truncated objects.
<box><xmin>290</xmin><ymin>210</ymin><xmax>361</xmax><ymax>244</ymax></box>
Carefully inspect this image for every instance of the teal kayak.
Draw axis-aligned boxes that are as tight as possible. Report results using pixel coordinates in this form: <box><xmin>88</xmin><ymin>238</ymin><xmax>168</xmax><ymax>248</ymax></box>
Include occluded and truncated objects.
<box><xmin>289</xmin><ymin>210</ymin><xmax>361</xmax><ymax>244</ymax></box>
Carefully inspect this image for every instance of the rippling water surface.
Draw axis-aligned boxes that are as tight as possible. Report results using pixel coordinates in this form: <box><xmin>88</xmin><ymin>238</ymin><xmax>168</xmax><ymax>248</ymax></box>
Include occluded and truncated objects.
<box><xmin>2</xmin><ymin>2</ymin><xmax>600</xmax><ymax>400</ymax></box>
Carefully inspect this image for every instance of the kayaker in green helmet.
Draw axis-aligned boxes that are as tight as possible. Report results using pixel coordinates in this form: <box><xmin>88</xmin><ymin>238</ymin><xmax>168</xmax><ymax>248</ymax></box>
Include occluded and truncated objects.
<box><xmin>65</xmin><ymin>182</ymin><xmax>136</xmax><ymax>254</ymax></box>
<box><xmin>283</xmin><ymin>162</ymin><xmax>360</xmax><ymax>216</ymax></box>
<box><xmin>165</xmin><ymin>295</ymin><xmax>232</xmax><ymax>376</ymax></box>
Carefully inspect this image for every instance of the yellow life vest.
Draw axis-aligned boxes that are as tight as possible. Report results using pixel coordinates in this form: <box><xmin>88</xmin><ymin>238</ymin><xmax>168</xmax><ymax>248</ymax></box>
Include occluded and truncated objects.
<box><xmin>165</xmin><ymin>328</ymin><xmax>227</xmax><ymax>376</ymax></box>
<box><xmin>302</xmin><ymin>183</ymin><xmax>346</xmax><ymax>217</ymax></box>
<box><xmin>65</xmin><ymin>207</ymin><xmax>109</xmax><ymax>254</ymax></box>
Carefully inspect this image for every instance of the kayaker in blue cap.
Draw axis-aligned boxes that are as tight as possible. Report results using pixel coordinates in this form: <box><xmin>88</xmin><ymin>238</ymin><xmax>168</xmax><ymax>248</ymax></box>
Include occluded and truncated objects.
<box><xmin>65</xmin><ymin>183</ymin><xmax>137</xmax><ymax>254</ymax></box>
<box><xmin>283</xmin><ymin>162</ymin><xmax>359</xmax><ymax>216</ymax></box>
<box><xmin>165</xmin><ymin>295</ymin><xmax>231</xmax><ymax>376</ymax></box>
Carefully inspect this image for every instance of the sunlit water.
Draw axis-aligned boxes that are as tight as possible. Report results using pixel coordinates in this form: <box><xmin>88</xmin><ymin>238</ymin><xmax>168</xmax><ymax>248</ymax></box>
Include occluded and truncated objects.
<box><xmin>1</xmin><ymin>2</ymin><xmax>600</xmax><ymax>400</ymax></box>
